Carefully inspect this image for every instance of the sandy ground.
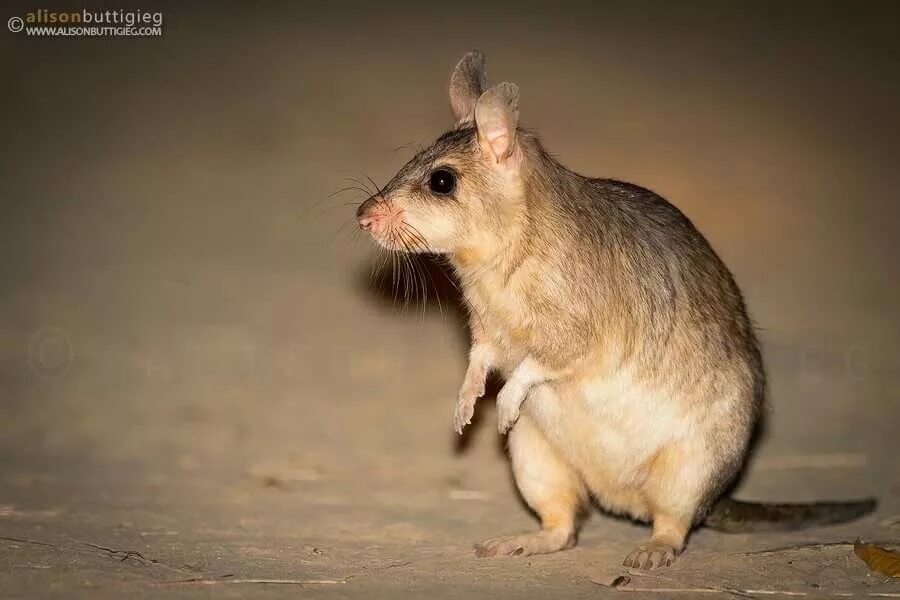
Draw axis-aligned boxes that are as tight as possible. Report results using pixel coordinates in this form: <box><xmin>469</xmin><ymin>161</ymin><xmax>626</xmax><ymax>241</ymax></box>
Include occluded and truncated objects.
<box><xmin>1</xmin><ymin>2</ymin><xmax>899</xmax><ymax>597</ymax></box>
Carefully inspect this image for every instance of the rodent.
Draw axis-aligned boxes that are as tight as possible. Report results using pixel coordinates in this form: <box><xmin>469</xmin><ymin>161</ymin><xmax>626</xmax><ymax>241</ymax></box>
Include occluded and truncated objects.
<box><xmin>355</xmin><ymin>50</ymin><xmax>876</xmax><ymax>569</ymax></box>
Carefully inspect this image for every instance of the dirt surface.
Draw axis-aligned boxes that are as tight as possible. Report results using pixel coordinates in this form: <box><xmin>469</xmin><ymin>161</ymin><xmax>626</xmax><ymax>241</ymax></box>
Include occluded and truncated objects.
<box><xmin>2</xmin><ymin>2</ymin><xmax>899</xmax><ymax>598</ymax></box>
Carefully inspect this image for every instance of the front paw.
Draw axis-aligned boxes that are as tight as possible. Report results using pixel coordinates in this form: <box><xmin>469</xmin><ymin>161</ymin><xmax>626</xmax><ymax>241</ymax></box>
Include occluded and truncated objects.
<box><xmin>496</xmin><ymin>384</ymin><xmax>524</xmax><ymax>434</ymax></box>
<box><xmin>453</xmin><ymin>393</ymin><xmax>477</xmax><ymax>435</ymax></box>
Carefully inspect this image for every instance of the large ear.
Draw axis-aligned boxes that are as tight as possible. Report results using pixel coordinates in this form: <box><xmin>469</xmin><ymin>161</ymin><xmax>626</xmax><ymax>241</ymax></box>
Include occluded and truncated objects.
<box><xmin>474</xmin><ymin>82</ymin><xmax>519</xmax><ymax>164</ymax></box>
<box><xmin>449</xmin><ymin>50</ymin><xmax>486</xmax><ymax>124</ymax></box>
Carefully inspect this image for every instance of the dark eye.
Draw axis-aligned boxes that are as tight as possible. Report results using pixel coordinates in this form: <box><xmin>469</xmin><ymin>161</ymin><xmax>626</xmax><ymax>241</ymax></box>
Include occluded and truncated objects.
<box><xmin>428</xmin><ymin>169</ymin><xmax>456</xmax><ymax>195</ymax></box>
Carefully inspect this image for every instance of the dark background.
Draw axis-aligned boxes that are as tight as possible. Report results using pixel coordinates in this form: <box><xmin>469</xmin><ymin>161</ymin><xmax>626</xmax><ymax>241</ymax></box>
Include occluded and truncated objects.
<box><xmin>1</xmin><ymin>1</ymin><xmax>898</xmax><ymax>596</ymax></box>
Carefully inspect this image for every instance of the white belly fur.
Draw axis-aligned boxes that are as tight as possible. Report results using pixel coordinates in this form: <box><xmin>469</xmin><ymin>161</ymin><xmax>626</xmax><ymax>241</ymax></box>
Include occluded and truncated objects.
<box><xmin>522</xmin><ymin>368</ymin><xmax>702</xmax><ymax>515</ymax></box>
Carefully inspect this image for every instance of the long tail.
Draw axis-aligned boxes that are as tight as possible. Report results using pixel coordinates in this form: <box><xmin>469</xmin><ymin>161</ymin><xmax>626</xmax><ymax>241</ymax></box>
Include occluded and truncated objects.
<box><xmin>704</xmin><ymin>497</ymin><xmax>878</xmax><ymax>533</ymax></box>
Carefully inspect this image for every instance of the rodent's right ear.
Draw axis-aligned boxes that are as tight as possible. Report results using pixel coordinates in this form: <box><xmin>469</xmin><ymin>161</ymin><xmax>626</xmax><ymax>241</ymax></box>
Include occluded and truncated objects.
<box><xmin>449</xmin><ymin>50</ymin><xmax>486</xmax><ymax>125</ymax></box>
<box><xmin>475</xmin><ymin>82</ymin><xmax>519</xmax><ymax>165</ymax></box>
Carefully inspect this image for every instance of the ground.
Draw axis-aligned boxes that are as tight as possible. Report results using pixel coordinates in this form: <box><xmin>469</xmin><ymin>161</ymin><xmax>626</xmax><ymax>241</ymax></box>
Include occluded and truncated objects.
<box><xmin>1</xmin><ymin>2</ymin><xmax>899</xmax><ymax>598</ymax></box>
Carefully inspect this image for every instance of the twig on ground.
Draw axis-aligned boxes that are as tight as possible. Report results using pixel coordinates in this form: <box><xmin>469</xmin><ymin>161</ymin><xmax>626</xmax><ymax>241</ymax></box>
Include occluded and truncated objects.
<box><xmin>741</xmin><ymin>541</ymin><xmax>900</xmax><ymax>556</ymax></box>
<box><xmin>596</xmin><ymin>580</ymin><xmax>900</xmax><ymax>598</ymax></box>
<box><xmin>82</xmin><ymin>542</ymin><xmax>158</xmax><ymax>565</ymax></box>
<box><xmin>76</xmin><ymin>540</ymin><xmax>200</xmax><ymax>574</ymax></box>
<box><xmin>596</xmin><ymin>565</ymin><xmax>900</xmax><ymax>598</ymax></box>
<box><xmin>619</xmin><ymin>569</ymin><xmax>756</xmax><ymax>599</ymax></box>
<box><xmin>0</xmin><ymin>535</ymin><xmax>56</xmax><ymax>548</ymax></box>
<box><xmin>157</xmin><ymin>577</ymin><xmax>345</xmax><ymax>586</ymax></box>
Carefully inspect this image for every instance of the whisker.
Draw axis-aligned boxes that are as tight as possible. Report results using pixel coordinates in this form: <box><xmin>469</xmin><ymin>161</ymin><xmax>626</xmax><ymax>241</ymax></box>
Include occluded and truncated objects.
<box><xmin>402</xmin><ymin>250</ymin><xmax>415</xmax><ymax>311</ymax></box>
<box><xmin>309</xmin><ymin>202</ymin><xmax>363</xmax><ymax>221</ymax></box>
<box><xmin>397</xmin><ymin>231</ymin><xmax>420</xmax><ymax>313</ymax></box>
<box><xmin>328</xmin><ymin>185</ymin><xmax>374</xmax><ymax>199</ymax></box>
<box><xmin>391</xmin><ymin>248</ymin><xmax>400</xmax><ymax>303</ymax></box>
<box><xmin>417</xmin><ymin>253</ymin><xmax>442</xmax><ymax>320</ymax></box>
<box><xmin>364</xmin><ymin>175</ymin><xmax>386</xmax><ymax>198</ymax></box>
<box><xmin>371</xmin><ymin>240</ymin><xmax>391</xmax><ymax>289</ymax></box>
<box><xmin>403</xmin><ymin>223</ymin><xmax>436</xmax><ymax>255</ymax></box>
<box><xmin>391</xmin><ymin>141</ymin><xmax>421</xmax><ymax>153</ymax></box>
<box><xmin>346</xmin><ymin>177</ymin><xmax>375</xmax><ymax>196</ymax></box>
<box><xmin>298</xmin><ymin>184</ymin><xmax>372</xmax><ymax>223</ymax></box>
<box><xmin>414</xmin><ymin>250</ymin><xmax>444</xmax><ymax>321</ymax></box>
<box><xmin>350</xmin><ymin>228</ymin><xmax>365</xmax><ymax>250</ymax></box>
<box><xmin>398</xmin><ymin>227</ymin><xmax>436</xmax><ymax>320</ymax></box>
<box><xmin>433</xmin><ymin>255</ymin><xmax>462</xmax><ymax>293</ymax></box>
<box><xmin>407</xmin><ymin>246</ymin><xmax>426</xmax><ymax>317</ymax></box>
<box><xmin>333</xmin><ymin>218</ymin><xmax>358</xmax><ymax>239</ymax></box>
<box><xmin>397</xmin><ymin>231</ymin><xmax>417</xmax><ymax>312</ymax></box>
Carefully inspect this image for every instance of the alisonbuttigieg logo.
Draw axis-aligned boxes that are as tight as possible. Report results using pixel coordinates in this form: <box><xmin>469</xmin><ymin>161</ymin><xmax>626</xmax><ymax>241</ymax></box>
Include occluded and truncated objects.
<box><xmin>8</xmin><ymin>8</ymin><xmax>163</xmax><ymax>38</ymax></box>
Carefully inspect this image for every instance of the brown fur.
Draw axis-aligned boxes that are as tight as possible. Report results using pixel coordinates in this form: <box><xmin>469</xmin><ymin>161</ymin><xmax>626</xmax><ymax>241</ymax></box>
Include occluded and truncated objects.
<box><xmin>357</xmin><ymin>51</ymin><xmax>764</xmax><ymax>569</ymax></box>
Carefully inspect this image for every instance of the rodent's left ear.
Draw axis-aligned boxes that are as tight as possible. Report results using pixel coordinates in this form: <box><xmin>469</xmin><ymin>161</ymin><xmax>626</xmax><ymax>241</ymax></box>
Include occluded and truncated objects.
<box><xmin>449</xmin><ymin>50</ymin><xmax>486</xmax><ymax>125</ymax></box>
<box><xmin>475</xmin><ymin>82</ymin><xmax>519</xmax><ymax>165</ymax></box>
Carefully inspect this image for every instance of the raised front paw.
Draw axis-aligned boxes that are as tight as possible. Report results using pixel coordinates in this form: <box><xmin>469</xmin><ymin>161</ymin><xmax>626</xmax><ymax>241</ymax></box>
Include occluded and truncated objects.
<box><xmin>496</xmin><ymin>383</ymin><xmax>524</xmax><ymax>434</ymax></box>
<box><xmin>453</xmin><ymin>392</ymin><xmax>477</xmax><ymax>435</ymax></box>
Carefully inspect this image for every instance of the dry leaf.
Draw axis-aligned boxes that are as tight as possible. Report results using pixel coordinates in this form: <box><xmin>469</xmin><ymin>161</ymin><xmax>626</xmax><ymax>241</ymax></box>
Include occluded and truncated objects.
<box><xmin>854</xmin><ymin>542</ymin><xmax>900</xmax><ymax>577</ymax></box>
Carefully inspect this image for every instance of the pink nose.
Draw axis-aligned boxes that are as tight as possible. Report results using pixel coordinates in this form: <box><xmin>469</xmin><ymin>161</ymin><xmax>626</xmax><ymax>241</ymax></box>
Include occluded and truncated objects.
<box><xmin>358</xmin><ymin>215</ymin><xmax>375</xmax><ymax>231</ymax></box>
<box><xmin>357</xmin><ymin>195</ymin><xmax>384</xmax><ymax>232</ymax></box>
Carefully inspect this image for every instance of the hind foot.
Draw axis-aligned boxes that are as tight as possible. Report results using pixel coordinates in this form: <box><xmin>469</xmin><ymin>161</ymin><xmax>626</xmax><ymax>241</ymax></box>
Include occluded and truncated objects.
<box><xmin>622</xmin><ymin>542</ymin><xmax>677</xmax><ymax>569</ymax></box>
<box><xmin>474</xmin><ymin>529</ymin><xmax>575</xmax><ymax>557</ymax></box>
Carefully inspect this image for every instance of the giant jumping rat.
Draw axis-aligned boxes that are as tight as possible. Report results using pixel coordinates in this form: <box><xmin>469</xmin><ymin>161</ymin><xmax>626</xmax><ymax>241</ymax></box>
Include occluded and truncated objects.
<box><xmin>355</xmin><ymin>51</ymin><xmax>875</xmax><ymax>569</ymax></box>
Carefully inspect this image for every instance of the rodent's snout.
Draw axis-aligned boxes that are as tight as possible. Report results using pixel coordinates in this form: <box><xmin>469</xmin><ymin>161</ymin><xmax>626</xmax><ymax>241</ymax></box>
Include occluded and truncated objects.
<box><xmin>356</xmin><ymin>195</ymin><xmax>383</xmax><ymax>232</ymax></box>
<box><xmin>356</xmin><ymin>193</ymin><xmax>412</xmax><ymax>250</ymax></box>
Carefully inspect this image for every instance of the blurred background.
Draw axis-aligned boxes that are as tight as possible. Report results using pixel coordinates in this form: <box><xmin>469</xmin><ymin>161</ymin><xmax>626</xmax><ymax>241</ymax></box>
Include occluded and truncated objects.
<box><xmin>1</xmin><ymin>1</ymin><xmax>898</xmax><ymax>595</ymax></box>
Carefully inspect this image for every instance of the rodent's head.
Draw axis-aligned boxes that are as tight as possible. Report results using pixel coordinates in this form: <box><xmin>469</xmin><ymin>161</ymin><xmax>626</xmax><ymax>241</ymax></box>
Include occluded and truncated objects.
<box><xmin>357</xmin><ymin>51</ymin><xmax>526</xmax><ymax>258</ymax></box>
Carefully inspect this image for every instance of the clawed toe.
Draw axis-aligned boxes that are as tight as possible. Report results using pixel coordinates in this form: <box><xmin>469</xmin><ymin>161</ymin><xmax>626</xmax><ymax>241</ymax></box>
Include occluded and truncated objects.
<box><xmin>622</xmin><ymin>542</ymin><xmax>676</xmax><ymax>569</ymax></box>
<box><xmin>474</xmin><ymin>536</ymin><xmax>527</xmax><ymax>557</ymax></box>
<box><xmin>475</xmin><ymin>541</ymin><xmax>519</xmax><ymax>557</ymax></box>
<box><xmin>474</xmin><ymin>530</ymin><xmax>574</xmax><ymax>558</ymax></box>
